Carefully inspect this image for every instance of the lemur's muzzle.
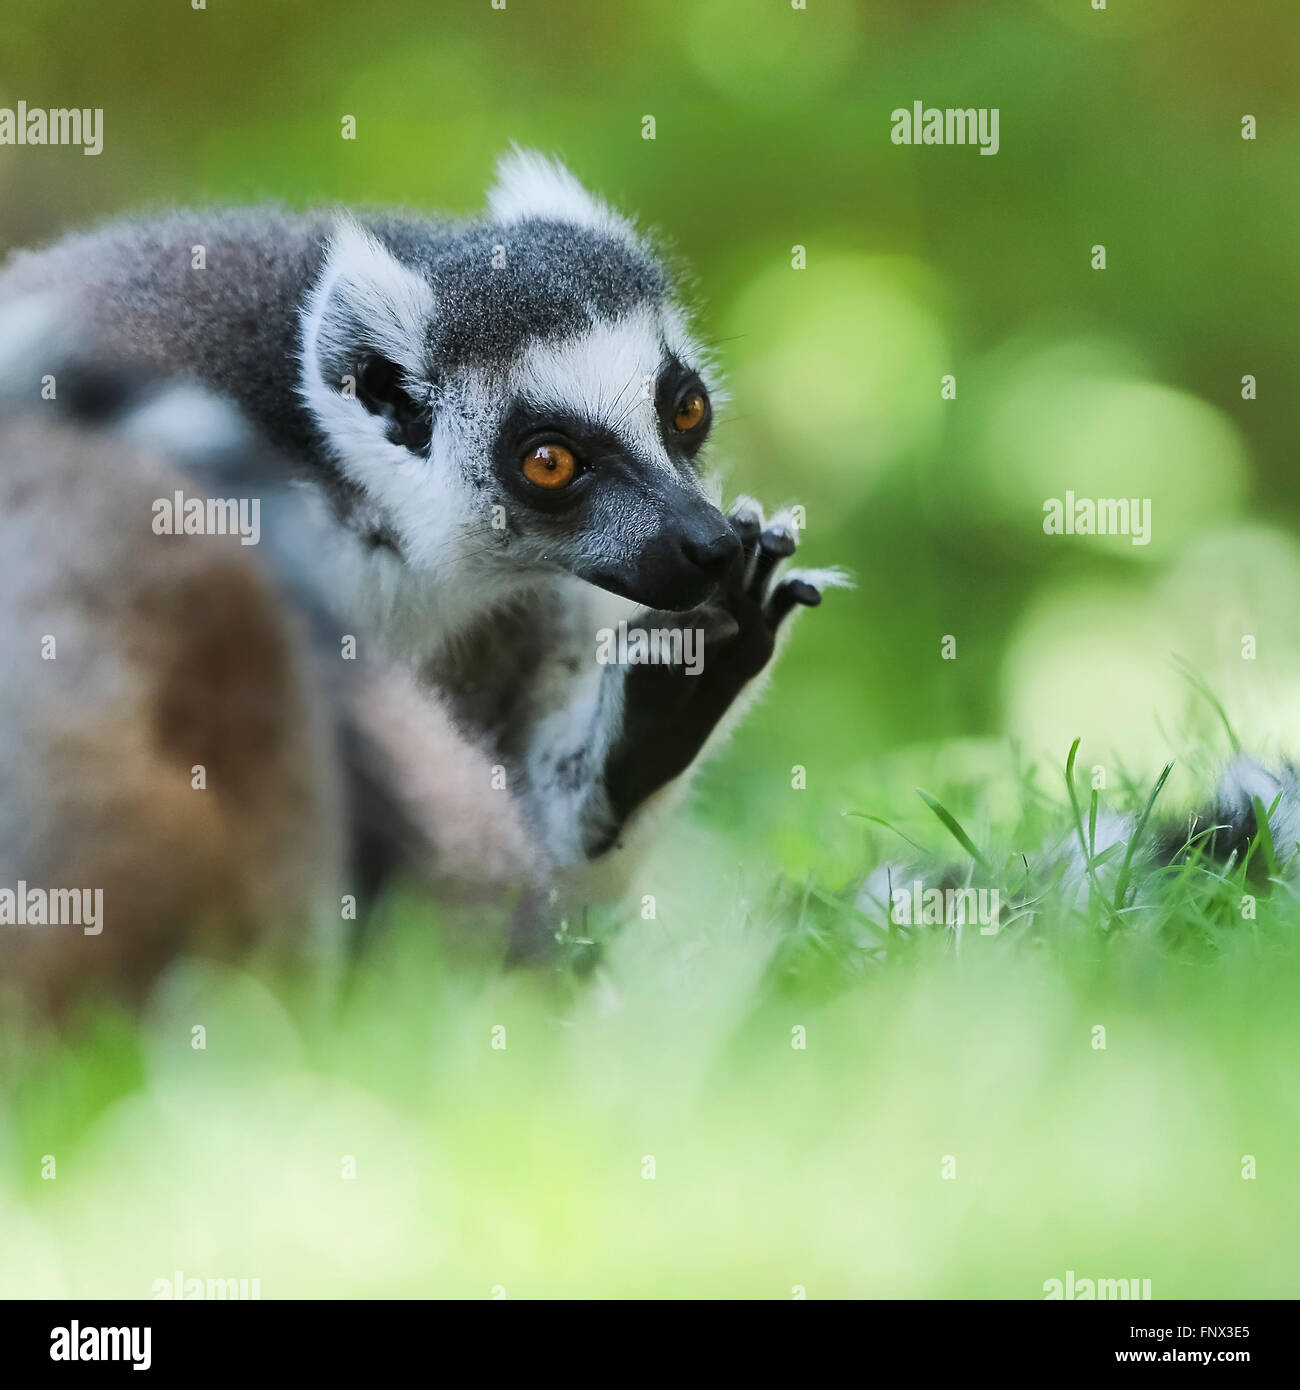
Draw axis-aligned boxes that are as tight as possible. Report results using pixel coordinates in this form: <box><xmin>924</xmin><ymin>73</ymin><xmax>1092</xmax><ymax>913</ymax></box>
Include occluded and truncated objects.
<box><xmin>680</xmin><ymin>528</ymin><xmax>740</xmax><ymax>581</ymax></box>
<box><xmin>594</xmin><ymin>496</ymin><xmax>740</xmax><ymax>613</ymax></box>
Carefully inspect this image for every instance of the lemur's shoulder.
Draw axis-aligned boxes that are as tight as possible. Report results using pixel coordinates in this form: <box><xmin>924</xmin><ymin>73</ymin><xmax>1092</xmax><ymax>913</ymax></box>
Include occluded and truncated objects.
<box><xmin>0</xmin><ymin>205</ymin><xmax>331</xmax><ymax>309</ymax></box>
<box><xmin>0</xmin><ymin>208</ymin><xmax>337</xmax><ymax>462</ymax></box>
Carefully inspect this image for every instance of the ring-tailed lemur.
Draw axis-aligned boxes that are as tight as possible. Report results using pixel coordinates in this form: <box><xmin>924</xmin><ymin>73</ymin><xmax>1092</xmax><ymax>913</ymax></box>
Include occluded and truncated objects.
<box><xmin>0</xmin><ymin>149</ymin><xmax>845</xmax><ymax>905</ymax></box>
<box><xmin>0</xmin><ymin>304</ymin><xmax>545</xmax><ymax>1014</ymax></box>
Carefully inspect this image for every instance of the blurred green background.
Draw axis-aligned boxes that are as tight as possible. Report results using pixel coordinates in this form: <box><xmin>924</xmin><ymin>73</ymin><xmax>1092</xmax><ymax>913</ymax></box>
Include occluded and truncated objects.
<box><xmin>2</xmin><ymin>0</ymin><xmax>1299</xmax><ymax>1299</ymax></box>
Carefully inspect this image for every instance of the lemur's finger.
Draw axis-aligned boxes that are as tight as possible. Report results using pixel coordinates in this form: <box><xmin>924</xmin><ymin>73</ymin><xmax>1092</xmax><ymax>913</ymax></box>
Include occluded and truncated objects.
<box><xmin>727</xmin><ymin>496</ymin><xmax>765</xmax><ymax>566</ymax></box>
<box><xmin>766</xmin><ymin>566</ymin><xmax>854</xmax><ymax>629</ymax></box>
<box><xmin>766</xmin><ymin>577</ymin><xmax>821</xmax><ymax>630</ymax></box>
<box><xmin>751</xmin><ymin>521</ymin><xmax>797</xmax><ymax>597</ymax></box>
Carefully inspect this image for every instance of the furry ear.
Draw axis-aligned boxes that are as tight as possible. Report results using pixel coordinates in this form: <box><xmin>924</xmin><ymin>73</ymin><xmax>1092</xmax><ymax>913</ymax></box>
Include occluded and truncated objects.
<box><xmin>486</xmin><ymin>146</ymin><xmax>633</xmax><ymax>239</ymax></box>
<box><xmin>302</xmin><ymin>218</ymin><xmax>436</xmax><ymax>453</ymax></box>
<box><xmin>306</xmin><ymin>217</ymin><xmax>434</xmax><ymax>383</ymax></box>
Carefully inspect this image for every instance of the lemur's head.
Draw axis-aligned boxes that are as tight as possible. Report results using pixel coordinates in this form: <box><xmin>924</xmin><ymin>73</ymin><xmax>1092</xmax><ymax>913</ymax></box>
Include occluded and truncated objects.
<box><xmin>301</xmin><ymin>148</ymin><xmax>736</xmax><ymax>612</ymax></box>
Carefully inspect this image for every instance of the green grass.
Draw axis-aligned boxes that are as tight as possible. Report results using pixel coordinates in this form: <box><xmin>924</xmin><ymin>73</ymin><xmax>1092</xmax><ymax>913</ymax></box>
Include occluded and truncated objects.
<box><xmin>1</xmin><ymin>744</ymin><xmax>1298</xmax><ymax>1299</ymax></box>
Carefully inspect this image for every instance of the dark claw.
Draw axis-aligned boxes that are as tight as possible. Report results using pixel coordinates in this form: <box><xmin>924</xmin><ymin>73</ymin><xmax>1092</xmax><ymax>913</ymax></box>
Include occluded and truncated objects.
<box><xmin>766</xmin><ymin>577</ymin><xmax>821</xmax><ymax>629</ymax></box>
<box><xmin>729</xmin><ymin>506</ymin><xmax>763</xmax><ymax>565</ymax></box>
<box><xmin>751</xmin><ymin>525</ymin><xmax>797</xmax><ymax>596</ymax></box>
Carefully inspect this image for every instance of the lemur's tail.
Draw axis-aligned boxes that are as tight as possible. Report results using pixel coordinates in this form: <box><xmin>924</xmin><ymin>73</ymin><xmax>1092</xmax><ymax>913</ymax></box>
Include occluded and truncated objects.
<box><xmin>0</xmin><ymin>292</ymin><xmax>341</xmax><ymax>639</ymax></box>
<box><xmin>0</xmin><ymin>301</ymin><xmax>353</xmax><ymax>1015</ymax></box>
<box><xmin>0</xmin><ymin>293</ymin><xmax>543</xmax><ymax>953</ymax></box>
<box><xmin>858</xmin><ymin>753</ymin><xmax>1300</xmax><ymax>931</ymax></box>
<box><xmin>1153</xmin><ymin>756</ymin><xmax>1300</xmax><ymax>874</ymax></box>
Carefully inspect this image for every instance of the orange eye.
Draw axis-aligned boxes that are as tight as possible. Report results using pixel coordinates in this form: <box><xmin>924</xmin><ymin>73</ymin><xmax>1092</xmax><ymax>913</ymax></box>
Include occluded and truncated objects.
<box><xmin>521</xmin><ymin>443</ymin><xmax>577</xmax><ymax>489</ymax></box>
<box><xmin>674</xmin><ymin>390</ymin><xmax>707</xmax><ymax>432</ymax></box>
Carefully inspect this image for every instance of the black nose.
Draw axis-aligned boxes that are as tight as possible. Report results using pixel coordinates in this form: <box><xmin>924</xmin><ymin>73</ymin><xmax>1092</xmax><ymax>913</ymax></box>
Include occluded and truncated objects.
<box><xmin>681</xmin><ymin>529</ymin><xmax>741</xmax><ymax>579</ymax></box>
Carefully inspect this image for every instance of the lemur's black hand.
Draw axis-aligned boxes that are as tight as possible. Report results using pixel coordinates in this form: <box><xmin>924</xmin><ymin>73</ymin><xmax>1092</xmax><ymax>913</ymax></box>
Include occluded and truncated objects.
<box><xmin>598</xmin><ymin>499</ymin><xmax>830</xmax><ymax>850</ymax></box>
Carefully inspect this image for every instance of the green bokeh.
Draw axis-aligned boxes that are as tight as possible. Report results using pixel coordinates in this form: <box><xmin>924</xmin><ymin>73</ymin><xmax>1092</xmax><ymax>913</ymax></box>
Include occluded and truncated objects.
<box><xmin>2</xmin><ymin>0</ymin><xmax>1299</xmax><ymax>1299</ymax></box>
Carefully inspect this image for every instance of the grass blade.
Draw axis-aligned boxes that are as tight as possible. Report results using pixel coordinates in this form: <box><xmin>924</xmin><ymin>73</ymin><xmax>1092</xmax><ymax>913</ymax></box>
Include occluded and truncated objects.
<box><xmin>808</xmin><ymin>884</ymin><xmax>892</xmax><ymax>942</ymax></box>
<box><xmin>1173</xmin><ymin>656</ymin><xmax>1242</xmax><ymax>756</ymax></box>
<box><xmin>1064</xmin><ymin>738</ymin><xmax>1112</xmax><ymax>922</ymax></box>
<box><xmin>1249</xmin><ymin>793</ymin><xmax>1282</xmax><ymax>880</ymax></box>
<box><xmin>842</xmin><ymin>811</ymin><xmax>932</xmax><ymax>856</ymax></box>
<box><xmin>1112</xmin><ymin>761</ymin><xmax>1174</xmax><ymax>913</ymax></box>
<box><xmin>916</xmin><ymin>789</ymin><xmax>990</xmax><ymax>873</ymax></box>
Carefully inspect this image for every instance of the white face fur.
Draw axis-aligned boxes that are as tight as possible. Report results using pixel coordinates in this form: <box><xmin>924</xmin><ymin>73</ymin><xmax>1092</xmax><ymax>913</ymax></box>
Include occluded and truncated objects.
<box><xmin>298</xmin><ymin>150</ymin><xmax>736</xmax><ymax>643</ymax></box>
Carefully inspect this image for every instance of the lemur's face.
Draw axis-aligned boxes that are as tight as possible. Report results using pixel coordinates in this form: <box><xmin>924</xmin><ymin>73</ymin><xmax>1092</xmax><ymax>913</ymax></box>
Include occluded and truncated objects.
<box><xmin>301</xmin><ymin>150</ymin><xmax>737</xmax><ymax>613</ymax></box>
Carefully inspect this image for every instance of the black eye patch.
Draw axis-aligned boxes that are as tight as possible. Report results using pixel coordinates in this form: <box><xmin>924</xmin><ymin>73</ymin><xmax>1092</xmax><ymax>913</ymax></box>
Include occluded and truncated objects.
<box><xmin>654</xmin><ymin>355</ymin><xmax>711</xmax><ymax>459</ymax></box>
<box><xmin>492</xmin><ymin>399</ymin><xmax>658</xmax><ymax>514</ymax></box>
